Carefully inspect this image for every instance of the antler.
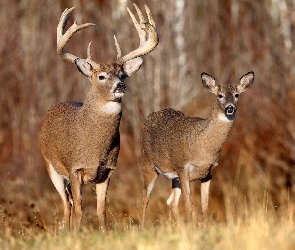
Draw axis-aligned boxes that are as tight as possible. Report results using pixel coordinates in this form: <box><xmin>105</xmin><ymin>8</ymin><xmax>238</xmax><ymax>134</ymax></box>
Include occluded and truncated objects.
<box><xmin>57</xmin><ymin>7</ymin><xmax>96</xmax><ymax>64</ymax></box>
<box><xmin>115</xmin><ymin>3</ymin><xmax>159</xmax><ymax>64</ymax></box>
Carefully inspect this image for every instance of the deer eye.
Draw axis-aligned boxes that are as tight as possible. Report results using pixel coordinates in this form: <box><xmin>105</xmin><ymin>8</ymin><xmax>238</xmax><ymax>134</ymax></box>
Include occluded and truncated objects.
<box><xmin>98</xmin><ymin>72</ymin><xmax>108</xmax><ymax>81</ymax></box>
<box><xmin>235</xmin><ymin>94</ymin><xmax>239</xmax><ymax>98</ymax></box>
<box><xmin>218</xmin><ymin>94</ymin><xmax>224</xmax><ymax>99</ymax></box>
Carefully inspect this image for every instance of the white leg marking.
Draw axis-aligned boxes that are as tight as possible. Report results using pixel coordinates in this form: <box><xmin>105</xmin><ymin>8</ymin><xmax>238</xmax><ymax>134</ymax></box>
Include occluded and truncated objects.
<box><xmin>147</xmin><ymin>176</ymin><xmax>158</xmax><ymax>198</ymax></box>
<box><xmin>48</xmin><ymin>164</ymin><xmax>67</xmax><ymax>202</ymax></box>
<box><xmin>167</xmin><ymin>188</ymin><xmax>182</xmax><ymax>206</ymax></box>
<box><xmin>201</xmin><ymin>180</ymin><xmax>211</xmax><ymax>213</ymax></box>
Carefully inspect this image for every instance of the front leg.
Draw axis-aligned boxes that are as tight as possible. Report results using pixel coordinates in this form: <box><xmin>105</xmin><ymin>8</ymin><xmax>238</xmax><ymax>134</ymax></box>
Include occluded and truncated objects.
<box><xmin>200</xmin><ymin>179</ymin><xmax>211</xmax><ymax>213</ymax></box>
<box><xmin>96</xmin><ymin>142</ymin><xmax>119</xmax><ymax>230</ymax></box>
<box><xmin>200</xmin><ymin>164</ymin><xmax>214</xmax><ymax>214</ymax></box>
<box><xmin>167</xmin><ymin>177</ymin><xmax>182</xmax><ymax>222</ymax></box>
<box><xmin>179</xmin><ymin>171</ymin><xmax>193</xmax><ymax>221</ymax></box>
<box><xmin>96</xmin><ymin>171</ymin><xmax>113</xmax><ymax>230</ymax></box>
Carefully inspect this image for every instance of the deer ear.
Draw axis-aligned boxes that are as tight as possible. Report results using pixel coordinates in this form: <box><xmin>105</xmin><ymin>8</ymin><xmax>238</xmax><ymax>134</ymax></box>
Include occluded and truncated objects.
<box><xmin>123</xmin><ymin>57</ymin><xmax>143</xmax><ymax>76</ymax></box>
<box><xmin>75</xmin><ymin>58</ymin><xmax>93</xmax><ymax>79</ymax></box>
<box><xmin>237</xmin><ymin>71</ymin><xmax>254</xmax><ymax>93</ymax></box>
<box><xmin>201</xmin><ymin>73</ymin><xmax>218</xmax><ymax>94</ymax></box>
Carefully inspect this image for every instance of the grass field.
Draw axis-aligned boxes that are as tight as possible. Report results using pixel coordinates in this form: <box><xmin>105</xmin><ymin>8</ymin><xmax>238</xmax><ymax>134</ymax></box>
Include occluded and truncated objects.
<box><xmin>1</xmin><ymin>204</ymin><xmax>295</xmax><ymax>250</ymax></box>
<box><xmin>1</xmin><ymin>0</ymin><xmax>295</xmax><ymax>249</ymax></box>
<box><xmin>1</xmin><ymin>165</ymin><xmax>295</xmax><ymax>250</ymax></box>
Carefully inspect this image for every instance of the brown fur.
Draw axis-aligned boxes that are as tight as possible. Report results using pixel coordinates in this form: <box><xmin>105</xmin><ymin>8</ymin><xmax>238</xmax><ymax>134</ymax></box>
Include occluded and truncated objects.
<box><xmin>40</xmin><ymin>65</ymin><xmax>123</xmax><ymax>182</ymax></box>
<box><xmin>40</xmin><ymin>63</ymin><xmax>128</xmax><ymax>230</ymax></box>
<box><xmin>41</xmin><ymin>4</ymin><xmax>158</xmax><ymax>231</ymax></box>
<box><xmin>141</xmin><ymin>72</ymin><xmax>254</xmax><ymax>225</ymax></box>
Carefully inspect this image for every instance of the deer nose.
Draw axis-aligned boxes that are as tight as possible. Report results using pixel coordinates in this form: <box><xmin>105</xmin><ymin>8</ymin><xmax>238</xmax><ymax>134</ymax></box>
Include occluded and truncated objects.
<box><xmin>114</xmin><ymin>82</ymin><xmax>126</xmax><ymax>93</ymax></box>
<box><xmin>225</xmin><ymin>104</ymin><xmax>236</xmax><ymax>116</ymax></box>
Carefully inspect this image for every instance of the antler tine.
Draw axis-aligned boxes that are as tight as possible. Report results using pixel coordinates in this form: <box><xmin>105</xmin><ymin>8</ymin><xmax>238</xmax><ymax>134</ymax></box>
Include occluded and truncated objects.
<box><xmin>144</xmin><ymin>4</ymin><xmax>156</xmax><ymax>29</ymax></box>
<box><xmin>127</xmin><ymin>7</ymin><xmax>146</xmax><ymax>47</ymax></box>
<box><xmin>118</xmin><ymin>4</ymin><xmax>158</xmax><ymax>64</ymax></box>
<box><xmin>57</xmin><ymin>7</ymin><xmax>74</xmax><ymax>45</ymax></box>
<box><xmin>113</xmin><ymin>35</ymin><xmax>122</xmax><ymax>60</ymax></box>
<box><xmin>133</xmin><ymin>3</ymin><xmax>145</xmax><ymax>24</ymax></box>
<box><xmin>86</xmin><ymin>41</ymin><xmax>98</xmax><ymax>66</ymax></box>
<box><xmin>57</xmin><ymin>6</ymin><xmax>95</xmax><ymax>64</ymax></box>
<box><xmin>87</xmin><ymin>41</ymin><xmax>92</xmax><ymax>60</ymax></box>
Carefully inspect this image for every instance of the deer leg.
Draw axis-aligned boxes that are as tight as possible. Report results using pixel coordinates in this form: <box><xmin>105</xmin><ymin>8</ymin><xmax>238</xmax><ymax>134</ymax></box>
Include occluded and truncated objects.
<box><xmin>200</xmin><ymin>168</ymin><xmax>213</xmax><ymax>214</ymax></box>
<box><xmin>95</xmin><ymin>173</ymin><xmax>112</xmax><ymax>230</ymax></box>
<box><xmin>46</xmin><ymin>162</ymin><xmax>71</xmax><ymax>230</ymax></box>
<box><xmin>179</xmin><ymin>172</ymin><xmax>193</xmax><ymax>221</ymax></box>
<box><xmin>167</xmin><ymin>178</ymin><xmax>182</xmax><ymax>222</ymax></box>
<box><xmin>201</xmin><ymin>179</ymin><xmax>211</xmax><ymax>214</ymax></box>
<box><xmin>141</xmin><ymin>164</ymin><xmax>158</xmax><ymax>227</ymax></box>
<box><xmin>94</xmin><ymin>144</ymin><xmax>117</xmax><ymax>230</ymax></box>
<box><xmin>64</xmin><ymin>180</ymin><xmax>74</xmax><ymax>227</ymax></box>
<box><xmin>69</xmin><ymin>171</ymin><xmax>83</xmax><ymax>231</ymax></box>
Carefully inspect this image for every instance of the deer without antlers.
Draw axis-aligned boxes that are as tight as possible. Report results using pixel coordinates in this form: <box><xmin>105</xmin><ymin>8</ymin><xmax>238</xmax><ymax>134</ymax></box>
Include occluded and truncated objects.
<box><xmin>141</xmin><ymin>72</ymin><xmax>254</xmax><ymax>226</ymax></box>
<box><xmin>40</xmin><ymin>4</ymin><xmax>158</xmax><ymax>230</ymax></box>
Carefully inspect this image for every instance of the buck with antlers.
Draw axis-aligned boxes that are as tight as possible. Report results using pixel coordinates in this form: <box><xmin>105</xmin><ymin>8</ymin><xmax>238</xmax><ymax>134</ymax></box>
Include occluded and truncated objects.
<box><xmin>141</xmin><ymin>72</ymin><xmax>254</xmax><ymax>226</ymax></box>
<box><xmin>40</xmin><ymin>4</ymin><xmax>158</xmax><ymax>230</ymax></box>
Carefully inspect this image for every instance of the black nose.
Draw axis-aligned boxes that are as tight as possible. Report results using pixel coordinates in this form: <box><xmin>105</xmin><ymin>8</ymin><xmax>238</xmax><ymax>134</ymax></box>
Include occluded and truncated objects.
<box><xmin>114</xmin><ymin>82</ymin><xmax>126</xmax><ymax>93</ymax></box>
<box><xmin>225</xmin><ymin>105</ymin><xmax>236</xmax><ymax>116</ymax></box>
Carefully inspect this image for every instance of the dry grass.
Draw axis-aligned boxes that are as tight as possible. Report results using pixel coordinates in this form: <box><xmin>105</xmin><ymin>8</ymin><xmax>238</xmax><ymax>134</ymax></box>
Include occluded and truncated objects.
<box><xmin>2</xmin><ymin>219</ymin><xmax>295</xmax><ymax>250</ymax></box>
<box><xmin>0</xmin><ymin>166</ymin><xmax>295</xmax><ymax>249</ymax></box>
<box><xmin>0</xmin><ymin>200</ymin><xmax>295</xmax><ymax>250</ymax></box>
<box><xmin>1</xmin><ymin>0</ymin><xmax>295</xmax><ymax>249</ymax></box>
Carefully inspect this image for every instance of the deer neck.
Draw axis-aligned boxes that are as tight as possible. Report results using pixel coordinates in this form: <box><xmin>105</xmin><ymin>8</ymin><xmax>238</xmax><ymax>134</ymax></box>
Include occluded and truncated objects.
<box><xmin>201</xmin><ymin>102</ymin><xmax>234</xmax><ymax>150</ymax></box>
<box><xmin>82</xmin><ymin>85</ymin><xmax>122</xmax><ymax>120</ymax></box>
<box><xmin>84</xmin><ymin>86</ymin><xmax>122</xmax><ymax>117</ymax></box>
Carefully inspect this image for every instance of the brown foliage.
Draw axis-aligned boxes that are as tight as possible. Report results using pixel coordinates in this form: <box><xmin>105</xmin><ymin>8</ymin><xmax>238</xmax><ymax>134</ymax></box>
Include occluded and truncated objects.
<box><xmin>0</xmin><ymin>0</ymin><xmax>295</xmax><ymax>231</ymax></box>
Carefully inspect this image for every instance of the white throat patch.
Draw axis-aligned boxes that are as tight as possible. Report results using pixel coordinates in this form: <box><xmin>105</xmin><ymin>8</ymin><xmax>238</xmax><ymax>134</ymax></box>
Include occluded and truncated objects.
<box><xmin>218</xmin><ymin>113</ymin><xmax>231</xmax><ymax>122</ymax></box>
<box><xmin>101</xmin><ymin>102</ymin><xmax>122</xmax><ymax>114</ymax></box>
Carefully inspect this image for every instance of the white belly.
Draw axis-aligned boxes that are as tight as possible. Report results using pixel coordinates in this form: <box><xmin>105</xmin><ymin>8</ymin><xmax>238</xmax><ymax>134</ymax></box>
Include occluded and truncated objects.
<box><xmin>154</xmin><ymin>166</ymin><xmax>178</xmax><ymax>179</ymax></box>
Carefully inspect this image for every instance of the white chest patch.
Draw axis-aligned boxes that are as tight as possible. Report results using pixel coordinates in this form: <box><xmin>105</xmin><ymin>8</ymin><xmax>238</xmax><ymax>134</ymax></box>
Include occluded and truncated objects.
<box><xmin>101</xmin><ymin>102</ymin><xmax>122</xmax><ymax>114</ymax></box>
<box><xmin>218</xmin><ymin>113</ymin><xmax>231</xmax><ymax>122</ymax></box>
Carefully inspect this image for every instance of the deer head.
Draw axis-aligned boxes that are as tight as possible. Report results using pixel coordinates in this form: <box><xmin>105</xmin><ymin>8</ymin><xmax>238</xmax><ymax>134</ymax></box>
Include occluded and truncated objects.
<box><xmin>56</xmin><ymin>4</ymin><xmax>158</xmax><ymax>103</ymax></box>
<box><xmin>201</xmin><ymin>72</ymin><xmax>254</xmax><ymax>120</ymax></box>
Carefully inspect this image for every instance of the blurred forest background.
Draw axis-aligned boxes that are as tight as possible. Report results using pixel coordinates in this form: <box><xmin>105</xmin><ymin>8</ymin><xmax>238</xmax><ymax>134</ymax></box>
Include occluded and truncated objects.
<box><xmin>1</xmin><ymin>0</ymin><xmax>295</xmax><ymax>232</ymax></box>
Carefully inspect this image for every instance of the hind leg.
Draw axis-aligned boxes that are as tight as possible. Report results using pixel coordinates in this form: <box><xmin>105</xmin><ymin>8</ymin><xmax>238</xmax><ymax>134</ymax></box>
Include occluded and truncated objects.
<box><xmin>46</xmin><ymin>161</ymin><xmax>72</xmax><ymax>230</ymax></box>
<box><xmin>141</xmin><ymin>163</ymin><xmax>158</xmax><ymax>228</ymax></box>
<box><xmin>167</xmin><ymin>177</ymin><xmax>182</xmax><ymax>222</ymax></box>
<box><xmin>69</xmin><ymin>171</ymin><xmax>83</xmax><ymax>230</ymax></box>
